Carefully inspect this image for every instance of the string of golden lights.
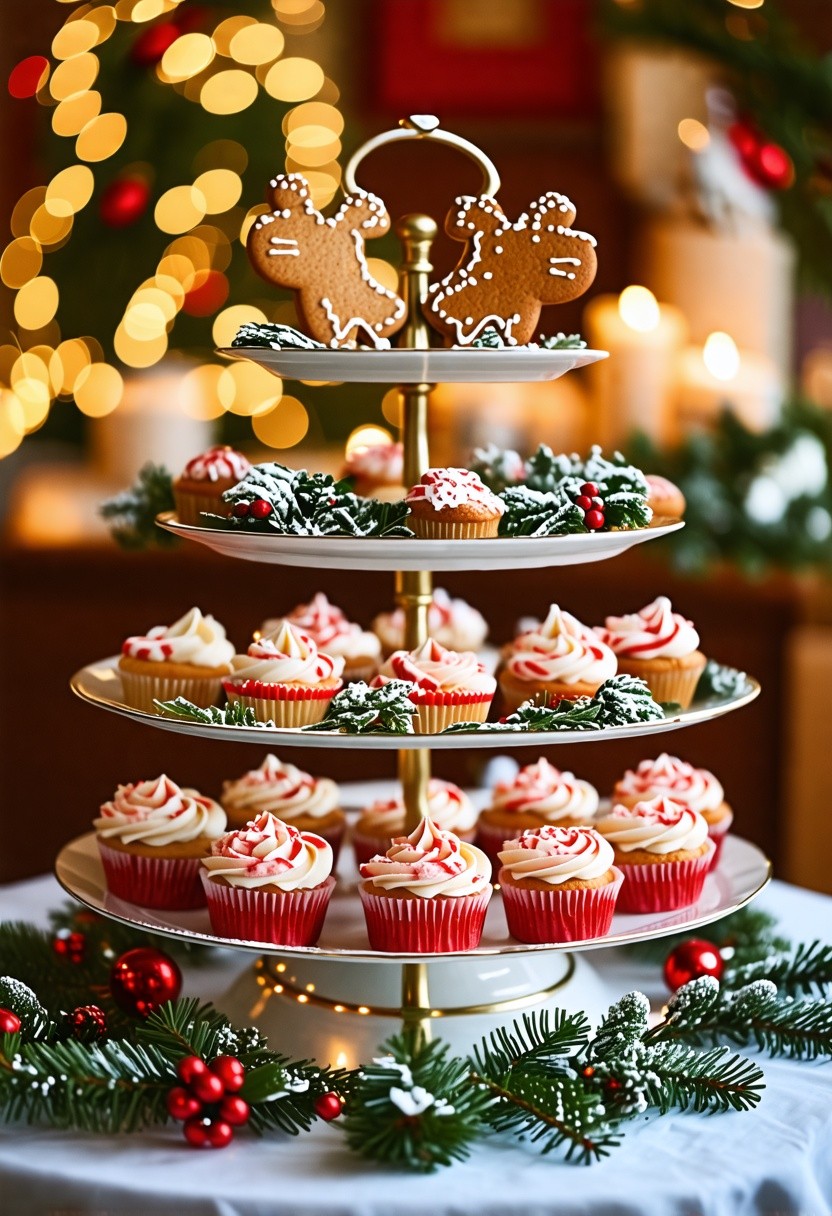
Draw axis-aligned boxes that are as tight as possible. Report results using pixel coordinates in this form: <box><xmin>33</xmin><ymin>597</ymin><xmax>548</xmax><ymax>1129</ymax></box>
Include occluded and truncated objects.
<box><xmin>0</xmin><ymin>0</ymin><xmax>361</xmax><ymax>459</ymax></box>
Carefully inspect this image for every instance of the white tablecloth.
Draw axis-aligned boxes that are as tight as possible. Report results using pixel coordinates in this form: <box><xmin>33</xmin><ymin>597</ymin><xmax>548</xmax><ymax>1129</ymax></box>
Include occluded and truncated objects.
<box><xmin>0</xmin><ymin>873</ymin><xmax>830</xmax><ymax>1216</ymax></box>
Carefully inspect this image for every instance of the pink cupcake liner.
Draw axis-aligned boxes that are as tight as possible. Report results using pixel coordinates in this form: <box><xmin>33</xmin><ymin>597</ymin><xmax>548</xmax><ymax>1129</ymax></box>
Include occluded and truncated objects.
<box><xmin>359</xmin><ymin>886</ymin><xmax>492</xmax><ymax>953</ymax></box>
<box><xmin>201</xmin><ymin>875</ymin><xmax>336</xmax><ymax>945</ymax></box>
<box><xmin>705</xmin><ymin>812</ymin><xmax>733</xmax><ymax>871</ymax></box>
<box><xmin>499</xmin><ymin>868</ymin><xmax>624</xmax><ymax>943</ymax></box>
<box><xmin>97</xmin><ymin>840</ymin><xmax>206</xmax><ymax>910</ymax></box>
<box><xmin>120</xmin><ymin>670</ymin><xmax>224</xmax><ymax>715</ymax></box>
<box><xmin>615</xmin><ymin>842</ymin><xmax>715</xmax><ymax>913</ymax></box>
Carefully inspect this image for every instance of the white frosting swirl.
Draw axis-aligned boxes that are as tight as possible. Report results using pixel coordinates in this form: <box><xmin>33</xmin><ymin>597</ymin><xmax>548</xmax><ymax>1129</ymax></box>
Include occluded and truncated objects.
<box><xmin>360</xmin><ymin>780</ymin><xmax>477</xmax><ymax>835</ymax></box>
<box><xmin>499</xmin><ymin>826</ymin><xmax>615</xmax><ymax>885</ymax></box>
<box><xmin>615</xmin><ymin>754</ymin><xmax>724</xmax><ymax>815</ymax></box>
<box><xmin>261</xmin><ymin>594</ymin><xmax>381</xmax><ymax>661</ymax></box>
<box><xmin>95</xmin><ymin>775</ymin><xmax>226</xmax><ymax>847</ymax></box>
<box><xmin>506</xmin><ymin>604</ymin><xmax>616</xmax><ymax>686</ymax></box>
<box><xmin>222</xmin><ymin>754</ymin><xmax>339</xmax><ymax>821</ymax></box>
<box><xmin>181</xmin><ymin>445</ymin><xmax>250</xmax><ymax>483</ymax></box>
<box><xmin>122</xmin><ymin>607</ymin><xmax>235</xmax><ymax>668</ymax></box>
<box><xmin>375</xmin><ymin>638</ymin><xmax>496</xmax><ymax>695</ymax></box>
<box><xmin>595</xmin><ymin>797</ymin><xmax>709</xmax><ymax>855</ymax></box>
<box><xmin>373</xmin><ymin>588</ymin><xmax>488</xmax><ymax>653</ymax></box>
<box><xmin>360</xmin><ymin>817</ymin><xmax>491</xmax><ymax>898</ymax></box>
<box><xmin>344</xmin><ymin>442</ymin><xmax>403</xmax><ymax>483</ymax></box>
<box><xmin>228</xmin><ymin>621</ymin><xmax>344</xmax><ymax>686</ymax></box>
<box><xmin>202</xmin><ymin>811</ymin><xmax>333</xmax><ymax>890</ymax></box>
<box><xmin>596</xmin><ymin>597</ymin><xmax>700</xmax><ymax>660</ymax></box>
<box><xmin>405</xmin><ymin>468</ymin><xmax>505</xmax><ymax>514</ymax></box>
<box><xmin>491</xmin><ymin>758</ymin><xmax>598</xmax><ymax>822</ymax></box>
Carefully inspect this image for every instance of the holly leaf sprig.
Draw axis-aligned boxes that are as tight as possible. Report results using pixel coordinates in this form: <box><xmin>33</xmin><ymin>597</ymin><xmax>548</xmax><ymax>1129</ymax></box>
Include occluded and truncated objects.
<box><xmin>302</xmin><ymin>680</ymin><xmax>417</xmax><ymax>734</ymax></box>
<box><xmin>444</xmin><ymin>674</ymin><xmax>665</xmax><ymax>734</ymax></box>
<box><xmin>153</xmin><ymin>698</ymin><xmax>271</xmax><ymax>727</ymax></box>
<box><xmin>100</xmin><ymin>463</ymin><xmax>176</xmax><ymax>550</ymax></box>
<box><xmin>231</xmin><ymin>322</ymin><xmax>325</xmax><ymax>351</ymax></box>
<box><xmin>696</xmin><ymin>659</ymin><xmax>751</xmax><ymax>701</ymax></box>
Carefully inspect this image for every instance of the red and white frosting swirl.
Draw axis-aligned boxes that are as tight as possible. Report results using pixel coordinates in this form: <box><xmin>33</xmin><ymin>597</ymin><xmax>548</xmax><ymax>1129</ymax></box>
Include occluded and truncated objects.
<box><xmin>645</xmin><ymin>474</ymin><xmax>683</xmax><ymax>505</ymax></box>
<box><xmin>595</xmin><ymin>796</ymin><xmax>709</xmax><ymax>855</ymax></box>
<box><xmin>262</xmin><ymin>594</ymin><xmax>381</xmax><ymax>662</ymax></box>
<box><xmin>615</xmin><ymin>754</ymin><xmax>724</xmax><ymax>815</ymax></box>
<box><xmin>344</xmin><ymin>442</ymin><xmax>403</xmax><ymax>484</ymax></box>
<box><xmin>373</xmin><ymin>588</ymin><xmax>488</xmax><ymax>653</ymax></box>
<box><xmin>490</xmin><ymin>758</ymin><xmax>598</xmax><ymax>822</ymax></box>
<box><xmin>95</xmin><ymin>775</ymin><xmax>226</xmax><ymax>847</ymax></box>
<box><xmin>222</xmin><ymin>754</ymin><xmax>339</xmax><ymax>822</ymax></box>
<box><xmin>180</xmin><ymin>445</ymin><xmax>250</xmax><ymax>483</ymax></box>
<box><xmin>360</xmin><ymin>817</ymin><xmax>491</xmax><ymax>898</ymax></box>
<box><xmin>202</xmin><ymin>811</ymin><xmax>332</xmax><ymax>890</ymax></box>
<box><xmin>596</xmin><ymin>597</ymin><xmax>700</xmax><ymax>660</ymax></box>
<box><xmin>405</xmin><ymin>468</ymin><xmax>505</xmax><ymax>515</ymax></box>
<box><xmin>498</xmin><ymin>826</ymin><xmax>615</xmax><ymax>885</ymax></box>
<box><xmin>375</xmin><ymin>638</ymin><xmax>496</xmax><ymax>695</ymax></box>
<box><xmin>360</xmin><ymin>780</ymin><xmax>477</xmax><ymax>836</ymax></box>
<box><xmin>229</xmin><ymin>621</ymin><xmax>344</xmax><ymax>686</ymax></box>
<box><xmin>506</xmin><ymin>604</ymin><xmax>616</xmax><ymax>686</ymax></box>
<box><xmin>121</xmin><ymin>607</ymin><xmax>235</xmax><ymax>668</ymax></box>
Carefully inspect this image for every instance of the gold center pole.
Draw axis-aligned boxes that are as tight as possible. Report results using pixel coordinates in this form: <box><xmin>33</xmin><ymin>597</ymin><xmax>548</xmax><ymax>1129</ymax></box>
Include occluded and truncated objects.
<box><xmin>395</xmin><ymin>212</ymin><xmax>438</xmax><ymax>1049</ymax></box>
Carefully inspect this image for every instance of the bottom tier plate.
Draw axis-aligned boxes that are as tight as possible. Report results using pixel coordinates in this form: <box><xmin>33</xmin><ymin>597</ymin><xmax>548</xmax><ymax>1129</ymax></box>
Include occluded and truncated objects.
<box><xmin>55</xmin><ymin>832</ymin><xmax>771</xmax><ymax>964</ymax></box>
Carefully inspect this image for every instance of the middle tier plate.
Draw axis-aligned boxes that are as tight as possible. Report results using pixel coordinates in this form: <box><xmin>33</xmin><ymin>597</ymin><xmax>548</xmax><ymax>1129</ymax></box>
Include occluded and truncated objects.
<box><xmin>155</xmin><ymin>514</ymin><xmax>684</xmax><ymax>572</ymax></box>
<box><xmin>70</xmin><ymin>657</ymin><xmax>761</xmax><ymax>750</ymax></box>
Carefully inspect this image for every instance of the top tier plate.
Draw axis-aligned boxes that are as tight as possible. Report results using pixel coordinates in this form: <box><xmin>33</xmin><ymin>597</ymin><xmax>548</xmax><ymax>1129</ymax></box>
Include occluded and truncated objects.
<box><xmin>220</xmin><ymin>345</ymin><xmax>608</xmax><ymax>384</ymax></box>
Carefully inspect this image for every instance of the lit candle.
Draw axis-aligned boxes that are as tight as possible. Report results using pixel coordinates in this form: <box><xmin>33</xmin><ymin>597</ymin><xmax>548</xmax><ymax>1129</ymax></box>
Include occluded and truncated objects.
<box><xmin>676</xmin><ymin>331</ymin><xmax>783</xmax><ymax>432</ymax></box>
<box><xmin>584</xmin><ymin>286</ymin><xmax>687</xmax><ymax>447</ymax></box>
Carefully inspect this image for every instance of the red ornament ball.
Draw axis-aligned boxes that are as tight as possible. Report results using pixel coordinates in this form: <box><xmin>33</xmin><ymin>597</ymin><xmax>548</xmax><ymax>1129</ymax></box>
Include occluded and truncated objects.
<box><xmin>100</xmin><ymin>177</ymin><xmax>151</xmax><ymax>228</ymax></box>
<box><xmin>232</xmin><ymin>501</ymin><xmax>250</xmax><ymax>518</ymax></box>
<box><xmin>110</xmin><ymin>947</ymin><xmax>182</xmax><ymax>1018</ymax></box>
<box><xmin>53</xmin><ymin>930</ymin><xmax>87</xmax><ymax>965</ymax></box>
<box><xmin>663</xmin><ymin>938</ymin><xmax>724</xmax><ymax>992</ymax></box>
<box><xmin>67</xmin><ymin>1004</ymin><xmax>107</xmax><ymax>1042</ymax></box>
<box><xmin>183</xmin><ymin>1115</ymin><xmax>233</xmax><ymax>1149</ymax></box>
<box><xmin>249</xmin><ymin>498</ymin><xmax>273</xmax><ymax>520</ymax></box>
<box><xmin>8</xmin><ymin>55</ymin><xmax>49</xmax><ymax>99</ymax></box>
<box><xmin>753</xmin><ymin>142</ymin><xmax>795</xmax><ymax>190</ymax></box>
<box><xmin>314</xmin><ymin>1091</ymin><xmax>343</xmax><ymax>1121</ymax></box>
<box><xmin>177</xmin><ymin>1055</ymin><xmax>208</xmax><ymax>1088</ymax></box>
<box><xmin>210</xmin><ymin>1055</ymin><xmax>246</xmax><ymax>1093</ymax></box>
<box><xmin>206</xmin><ymin>1118</ymin><xmax>234</xmax><ymax>1149</ymax></box>
<box><xmin>167</xmin><ymin>1086</ymin><xmax>202</xmax><ymax>1121</ymax></box>
<box><xmin>584</xmin><ymin>508</ymin><xmax>605</xmax><ymax>531</ymax></box>
<box><xmin>0</xmin><ymin>1009</ymin><xmax>21</xmax><ymax>1035</ymax></box>
<box><xmin>130</xmin><ymin>21</ymin><xmax>180</xmax><ymax>67</ymax></box>
<box><xmin>219</xmin><ymin>1095</ymin><xmax>250</xmax><ymax>1126</ymax></box>
<box><xmin>182</xmin><ymin>269</ymin><xmax>229</xmax><ymax>317</ymax></box>
<box><xmin>579</xmin><ymin>482</ymin><xmax>599</xmax><ymax>498</ymax></box>
<box><xmin>190</xmin><ymin>1070</ymin><xmax>225</xmax><ymax>1105</ymax></box>
<box><xmin>575</xmin><ymin>494</ymin><xmax>593</xmax><ymax>512</ymax></box>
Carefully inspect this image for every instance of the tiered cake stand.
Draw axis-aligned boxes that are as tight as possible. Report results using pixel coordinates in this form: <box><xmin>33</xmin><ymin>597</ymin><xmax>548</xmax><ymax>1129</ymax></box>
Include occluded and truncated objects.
<box><xmin>60</xmin><ymin>120</ymin><xmax>770</xmax><ymax>1064</ymax></box>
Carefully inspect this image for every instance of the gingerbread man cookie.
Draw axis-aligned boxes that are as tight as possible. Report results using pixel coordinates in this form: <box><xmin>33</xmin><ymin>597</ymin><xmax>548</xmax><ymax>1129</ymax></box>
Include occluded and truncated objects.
<box><xmin>424</xmin><ymin>193</ymin><xmax>597</xmax><ymax>347</ymax></box>
<box><xmin>247</xmin><ymin>174</ymin><xmax>407</xmax><ymax>349</ymax></box>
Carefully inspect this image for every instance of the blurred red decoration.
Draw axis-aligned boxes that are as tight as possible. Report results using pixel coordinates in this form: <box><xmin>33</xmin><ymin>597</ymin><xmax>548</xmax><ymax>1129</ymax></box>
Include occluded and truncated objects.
<box><xmin>109</xmin><ymin>947</ymin><xmax>182</xmax><ymax>1018</ymax></box>
<box><xmin>130</xmin><ymin>21</ymin><xmax>181</xmax><ymax>67</ymax></box>
<box><xmin>100</xmin><ymin>177</ymin><xmax>151</xmax><ymax>228</ymax></box>
<box><xmin>663</xmin><ymin>938</ymin><xmax>724</xmax><ymax>991</ymax></box>
<box><xmin>729</xmin><ymin>120</ymin><xmax>794</xmax><ymax>191</ymax></box>
<box><xmin>52</xmin><ymin>930</ymin><xmax>87</xmax><ymax>965</ymax></box>
<box><xmin>183</xmin><ymin>270</ymin><xmax>230</xmax><ymax>317</ymax></box>
<box><xmin>8</xmin><ymin>56</ymin><xmax>50</xmax><ymax>99</ymax></box>
<box><xmin>67</xmin><ymin>1004</ymin><xmax>108</xmax><ymax>1042</ymax></box>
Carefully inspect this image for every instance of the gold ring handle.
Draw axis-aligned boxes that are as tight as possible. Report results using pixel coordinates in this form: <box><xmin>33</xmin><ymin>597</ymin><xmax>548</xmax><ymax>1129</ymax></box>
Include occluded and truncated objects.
<box><xmin>343</xmin><ymin>114</ymin><xmax>501</xmax><ymax>197</ymax></box>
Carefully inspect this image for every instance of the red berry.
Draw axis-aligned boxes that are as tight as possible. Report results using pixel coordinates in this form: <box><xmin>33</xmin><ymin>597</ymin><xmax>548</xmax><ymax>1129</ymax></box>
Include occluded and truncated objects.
<box><xmin>249</xmin><ymin>498</ymin><xmax>272</xmax><ymax>520</ymax></box>
<box><xmin>210</xmin><ymin>1055</ymin><xmax>245</xmax><ymax>1093</ymax></box>
<box><xmin>585</xmin><ymin>508</ymin><xmax>605</xmax><ymax>531</ymax></box>
<box><xmin>0</xmin><ymin>1009</ymin><xmax>21</xmax><ymax>1034</ymax></box>
<box><xmin>580</xmin><ymin>481</ymin><xmax>599</xmax><ymax>498</ymax></box>
<box><xmin>177</xmin><ymin>1056</ymin><xmax>208</xmax><ymax>1088</ymax></box>
<box><xmin>191</xmin><ymin>1071</ymin><xmax>225</xmax><ymax>1104</ymax></box>
<box><xmin>575</xmin><ymin>495</ymin><xmax>592</xmax><ymax>511</ymax></box>
<box><xmin>314</xmin><ymin>1091</ymin><xmax>343</xmax><ymax>1121</ymax></box>
<box><xmin>219</xmin><ymin>1095</ymin><xmax>250</xmax><ymax>1126</ymax></box>
<box><xmin>207</xmin><ymin>1119</ymin><xmax>234</xmax><ymax>1148</ymax></box>
<box><xmin>232</xmin><ymin>501</ymin><xmax>250</xmax><ymax>518</ymax></box>
<box><xmin>183</xmin><ymin>1115</ymin><xmax>210</xmax><ymax>1147</ymax></box>
<box><xmin>167</xmin><ymin>1086</ymin><xmax>202</xmax><ymax>1121</ymax></box>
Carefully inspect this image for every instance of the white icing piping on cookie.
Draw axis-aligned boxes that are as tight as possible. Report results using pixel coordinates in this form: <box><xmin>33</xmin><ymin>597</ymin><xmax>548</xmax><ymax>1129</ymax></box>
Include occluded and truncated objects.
<box><xmin>320</xmin><ymin>297</ymin><xmax>393</xmax><ymax>350</ymax></box>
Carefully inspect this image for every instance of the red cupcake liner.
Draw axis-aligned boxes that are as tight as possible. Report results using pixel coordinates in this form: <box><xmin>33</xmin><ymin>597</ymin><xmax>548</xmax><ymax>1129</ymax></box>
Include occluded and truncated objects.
<box><xmin>407</xmin><ymin>688</ymin><xmax>493</xmax><ymax>707</ymax></box>
<box><xmin>201</xmin><ymin>875</ymin><xmax>336</xmax><ymax>945</ymax></box>
<box><xmin>499</xmin><ymin>868</ymin><xmax>624</xmax><ymax>943</ymax></box>
<box><xmin>705</xmin><ymin>812</ymin><xmax>733</xmax><ymax>871</ymax></box>
<box><xmin>359</xmin><ymin>886</ymin><xmax>491</xmax><ymax>953</ymax></box>
<box><xmin>222</xmin><ymin>679</ymin><xmax>342</xmax><ymax>701</ymax></box>
<box><xmin>615</xmin><ymin>842</ymin><xmax>715</xmax><ymax>913</ymax></box>
<box><xmin>97</xmin><ymin>840</ymin><xmax>206</xmax><ymax>910</ymax></box>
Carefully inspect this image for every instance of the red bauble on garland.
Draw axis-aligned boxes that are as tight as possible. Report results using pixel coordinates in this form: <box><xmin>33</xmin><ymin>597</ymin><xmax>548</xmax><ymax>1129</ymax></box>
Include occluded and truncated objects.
<box><xmin>0</xmin><ymin>1009</ymin><xmax>21</xmax><ymax>1035</ymax></box>
<box><xmin>66</xmin><ymin>1005</ymin><xmax>108</xmax><ymax>1042</ymax></box>
<box><xmin>110</xmin><ymin>947</ymin><xmax>182</xmax><ymax>1018</ymax></box>
<box><xmin>663</xmin><ymin>938</ymin><xmax>724</xmax><ymax>992</ymax></box>
<box><xmin>728</xmin><ymin>120</ymin><xmax>794</xmax><ymax>191</ymax></box>
<box><xmin>170</xmin><ymin>1054</ymin><xmax>250</xmax><ymax>1148</ymax></box>
<box><xmin>100</xmin><ymin>177</ymin><xmax>151</xmax><ymax>229</ymax></box>
<box><xmin>314</xmin><ymin>1091</ymin><xmax>343</xmax><ymax>1121</ymax></box>
<box><xmin>52</xmin><ymin>930</ymin><xmax>87</xmax><ymax>965</ymax></box>
<box><xmin>130</xmin><ymin>21</ymin><xmax>181</xmax><ymax>67</ymax></box>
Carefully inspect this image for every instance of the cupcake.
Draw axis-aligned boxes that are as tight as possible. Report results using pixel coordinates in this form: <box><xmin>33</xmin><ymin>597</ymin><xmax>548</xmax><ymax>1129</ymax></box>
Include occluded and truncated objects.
<box><xmin>342</xmin><ymin>441</ymin><xmax>405</xmax><ymax>501</ymax></box>
<box><xmin>352</xmin><ymin>779</ymin><xmax>478</xmax><ymax>866</ymax></box>
<box><xmin>223</xmin><ymin>621</ymin><xmax>344</xmax><ymax>728</ymax></box>
<box><xmin>119</xmin><ymin>606</ymin><xmax>235</xmax><ymax>714</ymax></box>
<box><xmin>596</xmin><ymin>597</ymin><xmax>706</xmax><ymax>709</ymax></box>
<box><xmin>221</xmin><ymin>754</ymin><xmax>345</xmax><ymax>861</ymax></box>
<box><xmin>477</xmin><ymin>757</ymin><xmax>599</xmax><ymax>865</ymax></box>
<box><xmin>372</xmin><ymin>637</ymin><xmax>496</xmax><ymax>732</ymax></box>
<box><xmin>594</xmin><ymin>796</ymin><xmax>714</xmax><ymax>913</ymax></box>
<box><xmin>405</xmin><ymin>468</ymin><xmax>505</xmax><ymax>539</ymax></box>
<box><xmin>201</xmin><ymin>812</ymin><xmax>335</xmax><ymax>945</ymax></box>
<box><xmin>613</xmin><ymin>753</ymin><xmax>733</xmax><ymax>870</ymax></box>
<box><xmin>372</xmin><ymin>587</ymin><xmax>488</xmax><ymax>657</ymax></box>
<box><xmin>262</xmin><ymin>593</ymin><xmax>381</xmax><ymax>685</ymax></box>
<box><xmin>499</xmin><ymin>826</ymin><xmax>623</xmax><ymax>943</ymax></box>
<box><xmin>359</xmin><ymin>817</ymin><xmax>492</xmax><ymax>953</ymax></box>
<box><xmin>173</xmin><ymin>445</ymin><xmax>251</xmax><ymax>526</ymax></box>
<box><xmin>499</xmin><ymin>604</ymin><xmax>617</xmax><ymax>712</ymax></box>
<box><xmin>95</xmin><ymin>775</ymin><xmax>226</xmax><ymax>910</ymax></box>
<box><xmin>645</xmin><ymin>474</ymin><xmax>686</xmax><ymax>522</ymax></box>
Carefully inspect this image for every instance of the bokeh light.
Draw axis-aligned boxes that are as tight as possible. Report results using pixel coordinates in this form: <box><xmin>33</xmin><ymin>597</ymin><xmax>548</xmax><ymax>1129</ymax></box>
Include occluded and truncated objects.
<box><xmin>346</xmin><ymin>424</ymin><xmax>393</xmax><ymax>455</ymax></box>
<box><xmin>160</xmin><ymin>33</ymin><xmax>215</xmax><ymax>82</ymax></box>
<box><xmin>155</xmin><ymin>185</ymin><xmax>207</xmax><ymax>234</ymax></box>
<box><xmin>14</xmin><ymin>277</ymin><xmax>59</xmax><ymax>330</ymax></box>
<box><xmin>75</xmin><ymin>112</ymin><xmax>128</xmax><ymax>162</ymax></box>
<box><xmin>230</xmin><ymin>22</ymin><xmax>285</xmax><ymax>65</ymax></box>
<box><xmin>200</xmin><ymin>70</ymin><xmax>259</xmax><ymax>115</ymax></box>
<box><xmin>264</xmin><ymin>57</ymin><xmax>324</xmax><ymax>102</ymax></box>
<box><xmin>218</xmin><ymin>362</ymin><xmax>283</xmax><ymax>415</ymax></box>
<box><xmin>212</xmin><ymin>304</ymin><xmax>268</xmax><ymax>348</ymax></box>
<box><xmin>74</xmin><ymin>363</ymin><xmax>124</xmax><ymax>416</ymax></box>
<box><xmin>1</xmin><ymin>238</ymin><xmax>43</xmax><ymax>289</ymax></box>
<box><xmin>45</xmin><ymin>165</ymin><xmax>95</xmax><ymax>217</ymax></box>
<box><xmin>381</xmin><ymin>388</ymin><xmax>403</xmax><ymax>428</ymax></box>
<box><xmin>253</xmin><ymin>394</ymin><xmax>309</xmax><ymax>447</ymax></box>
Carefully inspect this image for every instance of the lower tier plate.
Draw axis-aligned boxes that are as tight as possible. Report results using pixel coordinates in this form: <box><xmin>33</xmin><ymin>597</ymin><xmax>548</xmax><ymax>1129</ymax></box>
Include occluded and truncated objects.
<box><xmin>55</xmin><ymin>833</ymin><xmax>771</xmax><ymax>964</ymax></box>
<box><xmin>70</xmin><ymin>657</ymin><xmax>761</xmax><ymax>750</ymax></box>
